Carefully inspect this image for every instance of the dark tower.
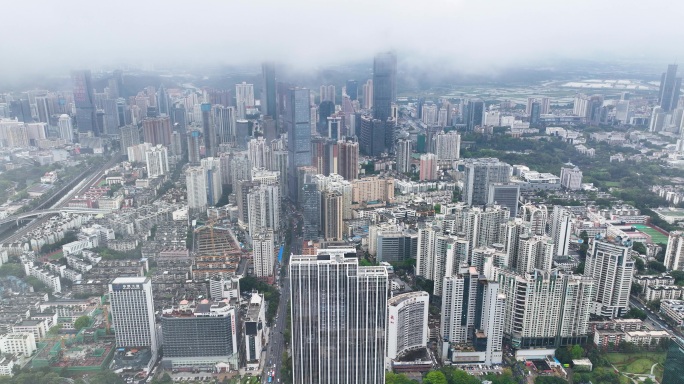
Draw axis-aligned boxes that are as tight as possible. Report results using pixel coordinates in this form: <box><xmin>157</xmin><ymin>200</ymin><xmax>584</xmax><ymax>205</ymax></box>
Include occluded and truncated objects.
<box><xmin>71</xmin><ymin>70</ymin><xmax>97</xmax><ymax>135</ymax></box>
<box><xmin>372</xmin><ymin>52</ymin><xmax>397</xmax><ymax>122</ymax></box>
<box><xmin>658</xmin><ymin>64</ymin><xmax>682</xmax><ymax>112</ymax></box>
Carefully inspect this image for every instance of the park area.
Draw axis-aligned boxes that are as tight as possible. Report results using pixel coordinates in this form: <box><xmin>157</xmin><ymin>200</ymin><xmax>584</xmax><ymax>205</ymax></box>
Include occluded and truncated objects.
<box><xmin>605</xmin><ymin>352</ymin><xmax>665</xmax><ymax>381</ymax></box>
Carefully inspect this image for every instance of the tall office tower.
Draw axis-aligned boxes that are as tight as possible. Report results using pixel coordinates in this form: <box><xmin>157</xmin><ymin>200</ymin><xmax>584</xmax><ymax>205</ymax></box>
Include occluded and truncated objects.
<box><xmin>186</xmin><ymin>166</ymin><xmax>208</xmax><ymax>213</ymax></box>
<box><xmin>345</xmin><ymin>80</ymin><xmax>358</xmax><ymax>101</ymax></box>
<box><xmin>201</xmin><ymin>103</ymin><xmax>215</xmax><ymax>157</ymax></box>
<box><xmin>395</xmin><ymin>139</ymin><xmax>412</xmax><ymax>173</ymax></box>
<box><xmin>440</xmin><ymin>267</ymin><xmax>505</xmax><ymax>365</ymax></box>
<box><xmin>142</xmin><ymin>116</ymin><xmax>171</xmax><ymax>146</ymax></box>
<box><xmin>9</xmin><ymin>99</ymin><xmax>32</xmax><ymax>123</ymax></box>
<box><xmin>419</xmin><ymin>153</ymin><xmax>438</xmax><ymax>181</ymax></box>
<box><xmin>247</xmin><ymin>185</ymin><xmax>280</xmax><ymax>237</ymax></box>
<box><xmin>235</xmin><ymin>119</ymin><xmax>250</xmax><ymax>148</ymax></box>
<box><xmin>665</xmin><ymin>231</ymin><xmax>684</xmax><ymax>271</ymax></box>
<box><xmin>286</xmin><ymin>88</ymin><xmax>312</xmax><ymax>203</ymax></box>
<box><xmin>201</xmin><ymin>157</ymin><xmax>223</xmax><ymax>206</ymax></box>
<box><xmin>494</xmin><ymin>268</ymin><xmax>594</xmax><ymax>349</ymax></box>
<box><xmin>170</xmin><ymin>131</ymin><xmax>182</xmax><ymax>157</ymax></box>
<box><xmin>252</xmin><ymin>230</ymin><xmax>275</xmax><ymax>278</ymax></box>
<box><xmin>658</xmin><ymin>64</ymin><xmax>682</xmax><ymax>112</ymax></box>
<box><xmin>615</xmin><ymin>100</ymin><xmax>631</xmax><ymax>124</ymax></box>
<box><xmin>101</xmin><ymin>98</ymin><xmax>120</xmax><ymax>134</ymax></box>
<box><xmin>514</xmin><ymin>234</ymin><xmax>554</xmax><ymax>274</ymax></box>
<box><xmin>248</xmin><ymin>137</ymin><xmax>272</xmax><ymax>169</ymax></box>
<box><xmin>317</xmin><ymin>101</ymin><xmax>335</xmax><ymax>128</ymax></box>
<box><xmin>172</xmin><ymin>104</ymin><xmax>186</xmax><ymax>131</ymax></box>
<box><xmin>372</xmin><ymin>52</ymin><xmax>397</xmax><ymax>122</ymax></box>
<box><xmin>272</xmin><ymin>150</ymin><xmax>289</xmax><ymax>198</ymax></box>
<box><xmin>526</xmin><ymin>97</ymin><xmax>550</xmax><ymax>115</ymax></box>
<box><xmin>486</xmin><ymin>183</ymin><xmax>520</xmax><ymax>218</ymax></box>
<box><xmin>236</xmin><ymin>82</ymin><xmax>255</xmax><ymax>119</ymax></box>
<box><xmin>187</xmin><ymin>130</ymin><xmax>202</xmax><ymax>165</ymax></box>
<box><xmin>301</xmin><ymin>181</ymin><xmax>321</xmax><ymax>240</ymax></box>
<box><xmin>321</xmin><ymin>191</ymin><xmax>344</xmax><ymax>241</ymax></box>
<box><xmin>386</xmin><ymin>291</ymin><xmax>429</xmax><ymax>364</ymax></box>
<box><xmin>363</xmin><ymin>79</ymin><xmax>373</xmax><ymax>109</ymax></box>
<box><xmin>573</xmin><ymin>93</ymin><xmax>589</xmax><ymax>117</ymax></box>
<box><xmin>338</xmin><ymin>138</ymin><xmax>359</xmax><ymax>180</ymax></box>
<box><xmin>262</xmin><ymin>117</ymin><xmax>277</xmax><ymax>143</ymax></box>
<box><xmin>359</xmin><ymin>115</ymin><xmax>389</xmax><ymax>156</ymax></box>
<box><xmin>529</xmin><ymin>101</ymin><xmax>541</xmax><ymax>127</ymax></box>
<box><xmin>145</xmin><ymin>145</ymin><xmax>169</xmax><ymax>179</ymax></box>
<box><xmin>586</xmin><ymin>95</ymin><xmax>604</xmax><ymax>126</ymax></box>
<box><xmin>326</xmin><ymin>115</ymin><xmax>342</xmax><ymax>140</ymax></box>
<box><xmin>58</xmin><ymin>114</ymin><xmax>74</xmax><ymax>143</ymax></box>
<box><xmin>550</xmin><ymin>206</ymin><xmax>572</xmax><ymax>256</ymax></box>
<box><xmin>422</xmin><ymin>104</ymin><xmax>437</xmax><ymax>125</ymax></box>
<box><xmin>35</xmin><ymin>96</ymin><xmax>51</xmax><ymax>123</ymax></box>
<box><xmin>311</xmin><ymin>174</ymin><xmax>353</xmax><ymax>220</ymax></box>
<box><xmin>464</xmin><ymin>99</ymin><xmax>485</xmax><ymax>131</ymax></box>
<box><xmin>650</xmin><ymin>106</ymin><xmax>666</xmax><ymax>132</ymax></box>
<box><xmin>214</xmin><ymin>105</ymin><xmax>235</xmax><ymax>144</ymax></box>
<box><xmin>157</xmin><ymin>84</ymin><xmax>169</xmax><ymax>116</ymax></box>
<box><xmin>585</xmin><ymin>237</ymin><xmax>635</xmax><ymax>318</ymax></box>
<box><xmin>119</xmin><ymin>125</ymin><xmax>140</xmax><ymax>151</ymax></box>
<box><xmin>109</xmin><ymin>277</ymin><xmax>158</xmax><ymax>354</ymax></box>
<box><xmin>434</xmin><ymin>131</ymin><xmax>461</xmax><ymax>162</ymax></box>
<box><xmin>262</xmin><ymin>62</ymin><xmax>277</xmax><ymax>121</ymax></box>
<box><xmin>289</xmin><ymin>249</ymin><xmax>388</xmax><ymax>384</ymax></box>
<box><xmin>663</xmin><ymin>337</ymin><xmax>684</xmax><ymax>384</ymax></box>
<box><xmin>319</xmin><ymin>85</ymin><xmax>336</xmax><ymax>104</ymax></box>
<box><xmin>71</xmin><ymin>70</ymin><xmax>97</xmax><ymax>135</ymax></box>
<box><xmin>161</xmin><ymin>300</ymin><xmax>238</xmax><ymax>370</ymax></box>
<box><xmin>462</xmin><ymin>158</ymin><xmax>512</xmax><ymax>206</ymax></box>
<box><xmin>560</xmin><ymin>165</ymin><xmax>583</xmax><ymax>190</ymax></box>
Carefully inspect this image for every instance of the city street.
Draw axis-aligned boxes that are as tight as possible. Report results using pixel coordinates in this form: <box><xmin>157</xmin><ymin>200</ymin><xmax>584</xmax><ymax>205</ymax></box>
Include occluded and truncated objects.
<box><xmin>262</xmin><ymin>261</ymin><xmax>290</xmax><ymax>383</ymax></box>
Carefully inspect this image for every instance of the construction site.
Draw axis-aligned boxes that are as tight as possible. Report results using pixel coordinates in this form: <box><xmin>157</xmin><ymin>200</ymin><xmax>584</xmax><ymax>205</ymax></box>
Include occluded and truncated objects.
<box><xmin>31</xmin><ymin>328</ymin><xmax>115</xmax><ymax>373</ymax></box>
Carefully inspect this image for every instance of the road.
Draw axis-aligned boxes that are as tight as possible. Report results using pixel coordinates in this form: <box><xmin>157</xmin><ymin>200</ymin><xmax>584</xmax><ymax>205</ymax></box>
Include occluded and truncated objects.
<box><xmin>1</xmin><ymin>152</ymin><xmax>122</xmax><ymax>244</ymax></box>
<box><xmin>262</xmin><ymin>260</ymin><xmax>290</xmax><ymax>384</ymax></box>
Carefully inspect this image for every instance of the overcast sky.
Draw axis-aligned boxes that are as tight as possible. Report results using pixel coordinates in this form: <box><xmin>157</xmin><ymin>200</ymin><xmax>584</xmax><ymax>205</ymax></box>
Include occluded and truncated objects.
<box><xmin>2</xmin><ymin>0</ymin><xmax>684</xmax><ymax>80</ymax></box>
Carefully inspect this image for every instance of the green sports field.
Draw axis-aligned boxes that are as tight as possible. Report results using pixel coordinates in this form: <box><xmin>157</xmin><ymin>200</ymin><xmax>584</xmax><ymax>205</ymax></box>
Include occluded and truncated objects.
<box><xmin>632</xmin><ymin>224</ymin><xmax>669</xmax><ymax>244</ymax></box>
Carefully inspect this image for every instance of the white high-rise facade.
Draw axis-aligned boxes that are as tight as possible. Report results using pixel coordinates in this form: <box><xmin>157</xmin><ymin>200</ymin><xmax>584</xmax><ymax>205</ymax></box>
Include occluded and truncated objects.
<box><xmin>247</xmin><ymin>184</ymin><xmax>280</xmax><ymax>237</ymax></box>
<box><xmin>550</xmin><ymin>205</ymin><xmax>573</xmax><ymax>256</ymax></box>
<box><xmin>186</xmin><ymin>166</ymin><xmax>208</xmax><ymax>213</ymax></box>
<box><xmin>58</xmin><ymin>114</ymin><xmax>73</xmax><ymax>142</ymax></box>
<box><xmin>440</xmin><ymin>266</ymin><xmax>505</xmax><ymax>365</ymax></box>
<box><xmin>435</xmin><ymin>131</ymin><xmax>461</xmax><ymax>161</ymax></box>
<box><xmin>585</xmin><ymin>237</ymin><xmax>635</xmax><ymax>318</ymax></box>
<box><xmin>201</xmin><ymin>157</ymin><xmax>223</xmax><ymax>206</ymax></box>
<box><xmin>363</xmin><ymin>80</ymin><xmax>373</xmax><ymax>109</ymax></box>
<box><xmin>560</xmin><ymin>166</ymin><xmax>583</xmax><ymax>190</ymax></box>
<box><xmin>319</xmin><ymin>85</ymin><xmax>336</xmax><ymax>104</ymax></box>
<box><xmin>386</xmin><ymin>291</ymin><xmax>429</xmax><ymax>365</ymax></box>
<box><xmin>395</xmin><ymin>139</ymin><xmax>411</xmax><ymax>173</ymax></box>
<box><xmin>252</xmin><ymin>230</ymin><xmax>275</xmax><ymax>278</ymax></box>
<box><xmin>235</xmin><ymin>82</ymin><xmax>255</xmax><ymax>119</ymax></box>
<box><xmin>494</xmin><ymin>268</ymin><xmax>594</xmax><ymax>349</ymax></box>
<box><xmin>290</xmin><ymin>249</ymin><xmax>388</xmax><ymax>384</ymax></box>
<box><xmin>665</xmin><ymin>231</ymin><xmax>684</xmax><ymax>271</ymax></box>
<box><xmin>248</xmin><ymin>137</ymin><xmax>272</xmax><ymax>169</ymax></box>
<box><xmin>109</xmin><ymin>277</ymin><xmax>158</xmax><ymax>354</ymax></box>
<box><xmin>145</xmin><ymin>145</ymin><xmax>169</xmax><ymax>179</ymax></box>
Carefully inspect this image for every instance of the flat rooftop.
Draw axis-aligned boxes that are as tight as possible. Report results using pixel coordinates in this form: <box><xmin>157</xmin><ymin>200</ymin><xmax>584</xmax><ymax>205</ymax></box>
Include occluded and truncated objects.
<box><xmin>111</xmin><ymin>277</ymin><xmax>149</xmax><ymax>284</ymax></box>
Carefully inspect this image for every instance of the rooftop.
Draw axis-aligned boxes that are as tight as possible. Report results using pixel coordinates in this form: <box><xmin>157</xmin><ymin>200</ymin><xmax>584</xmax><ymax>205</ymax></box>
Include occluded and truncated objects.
<box><xmin>111</xmin><ymin>277</ymin><xmax>149</xmax><ymax>284</ymax></box>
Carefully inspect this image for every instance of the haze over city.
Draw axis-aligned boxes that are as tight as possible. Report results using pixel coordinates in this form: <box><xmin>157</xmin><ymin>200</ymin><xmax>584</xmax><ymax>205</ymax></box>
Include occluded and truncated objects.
<box><xmin>3</xmin><ymin>0</ymin><xmax>684</xmax><ymax>82</ymax></box>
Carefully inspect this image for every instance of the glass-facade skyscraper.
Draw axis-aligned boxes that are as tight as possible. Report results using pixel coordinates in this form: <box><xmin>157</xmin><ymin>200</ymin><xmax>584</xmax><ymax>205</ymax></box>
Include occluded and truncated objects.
<box><xmin>289</xmin><ymin>249</ymin><xmax>388</xmax><ymax>384</ymax></box>
<box><xmin>658</xmin><ymin>64</ymin><xmax>682</xmax><ymax>112</ymax></box>
<box><xmin>262</xmin><ymin>62</ymin><xmax>277</xmax><ymax>120</ymax></box>
<box><xmin>286</xmin><ymin>88</ymin><xmax>312</xmax><ymax>203</ymax></box>
<box><xmin>663</xmin><ymin>337</ymin><xmax>684</xmax><ymax>384</ymax></box>
<box><xmin>372</xmin><ymin>52</ymin><xmax>396</xmax><ymax>122</ymax></box>
<box><xmin>72</xmin><ymin>70</ymin><xmax>98</xmax><ymax>135</ymax></box>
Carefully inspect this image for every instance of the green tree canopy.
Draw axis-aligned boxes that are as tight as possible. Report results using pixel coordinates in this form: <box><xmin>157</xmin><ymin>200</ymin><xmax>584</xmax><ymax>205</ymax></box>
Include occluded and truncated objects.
<box><xmin>73</xmin><ymin>316</ymin><xmax>91</xmax><ymax>330</ymax></box>
<box><xmin>424</xmin><ymin>371</ymin><xmax>448</xmax><ymax>384</ymax></box>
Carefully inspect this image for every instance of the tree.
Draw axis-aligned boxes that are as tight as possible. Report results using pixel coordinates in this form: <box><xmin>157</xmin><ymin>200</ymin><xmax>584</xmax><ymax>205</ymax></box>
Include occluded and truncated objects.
<box><xmin>631</xmin><ymin>282</ymin><xmax>643</xmax><ymax>296</ymax></box>
<box><xmin>89</xmin><ymin>371</ymin><xmax>125</xmax><ymax>384</ymax></box>
<box><xmin>0</xmin><ymin>264</ymin><xmax>25</xmax><ymax>278</ymax></box>
<box><xmin>633</xmin><ymin>242</ymin><xmax>647</xmax><ymax>255</ymax></box>
<box><xmin>647</xmin><ymin>260</ymin><xmax>667</xmax><ymax>273</ymax></box>
<box><xmin>623</xmin><ymin>307</ymin><xmax>647</xmax><ymax>320</ymax></box>
<box><xmin>555</xmin><ymin>347</ymin><xmax>572</xmax><ymax>364</ymax></box>
<box><xmin>73</xmin><ymin>316</ymin><xmax>91</xmax><ymax>331</ymax></box>
<box><xmin>634</xmin><ymin>257</ymin><xmax>645</xmax><ymax>271</ymax></box>
<box><xmin>152</xmin><ymin>373</ymin><xmax>173</xmax><ymax>384</ymax></box>
<box><xmin>534</xmin><ymin>377</ymin><xmax>567</xmax><ymax>384</ymax></box>
<box><xmin>386</xmin><ymin>372</ymin><xmax>419</xmax><ymax>384</ymax></box>
<box><xmin>439</xmin><ymin>367</ymin><xmax>479</xmax><ymax>384</ymax></box>
<box><xmin>424</xmin><ymin>371</ymin><xmax>448</xmax><ymax>384</ymax></box>
<box><xmin>570</xmin><ymin>344</ymin><xmax>584</xmax><ymax>359</ymax></box>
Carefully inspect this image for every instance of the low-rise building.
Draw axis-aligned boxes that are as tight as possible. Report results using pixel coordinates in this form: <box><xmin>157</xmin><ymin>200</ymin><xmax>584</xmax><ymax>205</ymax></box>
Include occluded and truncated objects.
<box><xmin>0</xmin><ymin>332</ymin><xmax>36</xmax><ymax>356</ymax></box>
<box><xmin>661</xmin><ymin>299</ymin><xmax>684</xmax><ymax>327</ymax></box>
<box><xmin>12</xmin><ymin>319</ymin><xmax>48</xmax><ymax>341</ymax></box>
<box><xmin>644</xmin><ymin>285</ymin><xmax>684</xmax><ymax>302</ymax></box>
<box><xmin>624</xmin><ymin>330</ymin><xmax>670</xmax><ymax>349</ymax></box>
